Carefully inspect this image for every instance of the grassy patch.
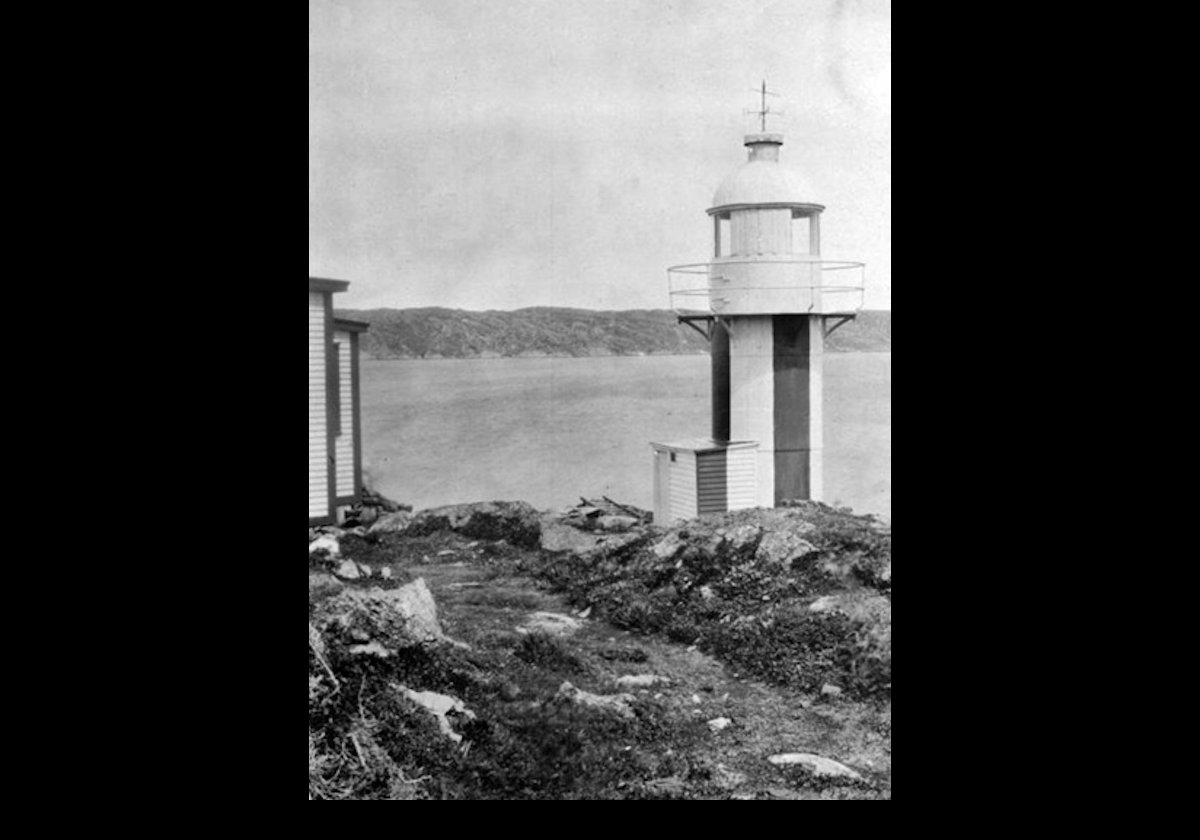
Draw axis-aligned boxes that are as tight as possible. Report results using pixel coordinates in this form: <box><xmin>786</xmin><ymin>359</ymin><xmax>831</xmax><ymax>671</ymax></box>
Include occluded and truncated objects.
<box><xmin>506</xmin><ymin>503</ymin><xmax>891</xmax><ymax>699</ymax></box>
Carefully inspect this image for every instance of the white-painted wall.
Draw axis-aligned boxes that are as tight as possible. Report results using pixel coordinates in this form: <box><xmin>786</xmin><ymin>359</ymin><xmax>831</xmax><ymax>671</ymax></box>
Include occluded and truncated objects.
<box><xmin>669</xmin><ymin>450</ymin><xmax>698</xmax><ymax>522</ymax></box>
<box><xmin>725</xmin><ymin>445</ymin><xmax>758</xmax><ymax>510</ymax></box>
<box><xmin>309</xmin><ymin>292</ymin><xmax>329</xmax><ymax>519</ymax></box>
<box><xmin>333</xmin><ymin>330</ymin><xmax>355</xmax><ymax>498</ymax></box>
<box><xmin>728</xmin><ymin>316</ymin><xmax>776</xmax><ymax>508</ymax></box>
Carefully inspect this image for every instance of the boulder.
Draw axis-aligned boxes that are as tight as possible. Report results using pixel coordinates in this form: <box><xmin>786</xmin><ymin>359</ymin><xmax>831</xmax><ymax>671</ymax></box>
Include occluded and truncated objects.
<box><xmin>615</xmin><ymin>674</ymin><xmax>670</xmax><ymax>689</ymax></box>
<box><xmin>651</xmin><ymin>532</ymin><xmax>686</xmax><ymax>561</ymax></box>
<box><xmin>367</xmin><ymin>510</ymin><xmax>414</xmax><ymax>536</ymax></box>
<box><xmin>311</xmin><ymin>577</ymin><xmax>447</xmax><ymax>648</ymax></box>
<box><xmin>518</xmin><ymin>611</ymin><xmax>583</xmax><ymax>637</ymax></box>
<box><xmin>408</xmin><ymin>501</ymin><xmax>542</xmax><ymax>548</ymax></box>
<box><xmin>808</xmin><ymin>591</ymin><xmax>891</xmax><ymax>626</ymax></box>
<box><xmin>540</xmin><ymin>519</ymin><xmax>606</xmax><ymax>554</ymax></box>
<box><xmin>596</xmin><ymin>514</ymin><xmax>639</xmax><ymax>532</ymax></box>
<box><xmin>724</xmin><ymin>524</ymin><xmax>763</xmax><ymax>557</ymax></box>
<box><xmin>397</xmin><ymin>685</ymin><xmax>476</xmax><ymax>744</ymax></box>
<box><xmin>766</xmin><ymin>753</ymin><xmax>863</xmax><ymax>781</ymax></box>
<box><xmin>308</xmin><ymin>571</ymin><xmax>345</xmax><ymax>596</ymax></box>
<box><xmin>553</xmin><ymin>681</ymin><xmax>636</xmax><ymax>719</ymax></box>
<box><xmin>707</xmin><ymin>716</ymin><xmax>732</xmax><ymax>732</ymax></box>
<box><xmin>755</xmin><ymin>530</ymin><xmax>818</xmax><ymax>566</ymax></box>
<box><xmin>334</xmin><ymin>559</ymin><xmax>361</xmax><ymax>580</ymax></box>
<box><xmin>308</xmin><ymin>534</ymin><xmax>340</xmax><ymax>558</ymax></box>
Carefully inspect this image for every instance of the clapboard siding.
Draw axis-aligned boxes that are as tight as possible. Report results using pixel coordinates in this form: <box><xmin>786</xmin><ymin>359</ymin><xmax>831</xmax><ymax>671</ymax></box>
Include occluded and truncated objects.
<box><xmin>333</xmin><ymin>330</ymin><xmax>355</xmax><ymax>498</ymax></box>
<box><xmin>669</xmin><ymin>451</ymin><xmax>698</xmax><ymax>522</ymax></box>
<box><xmin>726</xmin><ymin>446</ymin><xmax>758</xmax><ymax>510</ymax></box>
<box><xmin>309</xmin><ymin>292</ymin><xmax>329</xmax><ymax>519</ymax></box>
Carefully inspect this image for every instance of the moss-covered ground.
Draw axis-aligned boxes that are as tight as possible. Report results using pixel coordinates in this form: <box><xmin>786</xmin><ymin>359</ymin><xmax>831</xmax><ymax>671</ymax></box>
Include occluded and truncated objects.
<box><xmin>310</xmin><ymin>507</ymin><xmax>891</xmax><ymax>800</ymax></box>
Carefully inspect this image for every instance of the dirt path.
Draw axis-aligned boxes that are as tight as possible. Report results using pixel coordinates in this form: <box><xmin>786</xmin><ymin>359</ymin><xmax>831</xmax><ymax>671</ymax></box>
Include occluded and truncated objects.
<box><xmin>374</xmin><ymin>531</ymin><xmax>891</xmax><ymax>799</ymax></box>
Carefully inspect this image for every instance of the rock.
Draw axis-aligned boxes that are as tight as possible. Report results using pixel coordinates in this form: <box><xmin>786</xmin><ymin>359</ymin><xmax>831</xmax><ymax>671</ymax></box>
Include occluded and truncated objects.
<box><xmin>308</xmin><ymin>622</ymin><xmax>326</xmax><ymax>658</ymax></box>
<box><xmin>766</xmin><ymin>753</ymin><xmax>863</xmax><ymax>781</ymax></box>
<box><xmin>380</xmin><ymin>566</ymin><xmax>393</xmax><ymax>579</ymax></box>
<box><xmin>615</xmin><ymin>674</ymin><xmax>670</xmax><ymax>689</ymax></box>
<box><xmin>724</xmin><ymin>524</ymin><xmax>763</xmax><ymax>557</ymax></box>
<box><xmin>308</xmin><ymin>572</ymin><xmax>344</xmax><ymax>596</ymax></box>
<box><xmin>808</xmin><ymin>595</ymin><xmax>837</xmax><ymax>613</ymax></box>
<box><xmin>308</xmin><ymin>534</ymin><xmax>340</xmax><ymax>558</ymax></box>
<box><xmin>808</xmin><ymin>592</ymin><xmax>891</xmax><ymax>625</ymax></box>
<box><xmin>643</xmin><ymin>776</ymin><xmax>687</xmax><ymax>797</ymax></box>
<box><xmin>408</xmin><ymin>501</ymin><xmax>542</xmax><ymax>548</ymax></box>
<box><xmin>597</xmin><ymin>514</ymin><xmax>639</xmax><ymax>532</ymax></box>
<box><xmin>707</xmin><ymin>717</ymin><xmax>732</xmax><ymax>732</ymax></box>
<box><xmin>518</xmin><ymin>611</ymin><xmax>583</xmax><ymax>637</ymax></box>
<box><xmin>755</xmin><ymin>530</ymin><xmax>818</xmax><ymax>566</ymax></box>
<box><xmin>597</xmin><ymin>531</ymin><xmax>649</xmax><ymax>555</ymax></box>
<box><xmin>821</xmin><ymin>683</ymin><xmax>843</xmax><ymax>698</ymax></box>
<box><xmin>348</xmin><ymin>641</ymin><xmax>391</xmax><ymax>658</ymax></box>
<box><xmin>397</xmin><ymin>685</ymin><xmax>475</xmax><ymax>744</ymax></box>
<box><xmin>311</xmin><ymin>578</ymin><xmax>447</xmax><ymax>647</ymax></box>
<box><xmin>540</xmin><ymin>519</ymin><xmax>606</xmax><ymax>554</ymax></box>
<box><xmin>699</xmin><ymin>585</ymin><xmax>716</xmax><ymax>601</ymax></box>
<box><xmin>367</xmin><ymin>510</ymin><xmax>414</xmax><ymax>536</ymax></box>
<box><xmin>354</xmin><ymin>506</ymin><xmax>379</xmax><ymax>527</ymax></box>
<box><xmin>553</xmin><ymin>681</ymin><xmax>636</xmax><ymax>719</ymax></box>
<box><xmin>334</xmin><ymin>559</ymin><xmax>360</xmax><ymax>580</ymax></box>
<box><xmin>651</xmin><ymin>532</ymin><xmax>686</xmax><ymax>561</ymax></box>
<box><xmin>712</xmin><ymin>763</ymin><xmax>748</xmax><ymax>789</ymax></box>
<box><xmin>577</xmin><ymin>606</ymin><xmax>592</xmax><ymax>619</ymax></box>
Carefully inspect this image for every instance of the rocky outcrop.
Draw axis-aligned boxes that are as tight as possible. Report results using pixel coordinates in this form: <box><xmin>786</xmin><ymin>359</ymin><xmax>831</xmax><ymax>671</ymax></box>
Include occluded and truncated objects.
<box><xmin>406</xmin><ymin>501</ymin><xmax>542</xmax><ymax>548</ymax></box>
<box><xmin>367</xmin><ymin>510</ymin><xmax>415</xmax><ymax>535</ymax></box>
<box><xmin>755</xmin><ymin>530</ymin><xmax>818</xmax><ymax>566</ymax></box>
<box><xmin>312</xmin><ymin>577</ymin><xmax>448</xmax><ymax>649</ymax></box>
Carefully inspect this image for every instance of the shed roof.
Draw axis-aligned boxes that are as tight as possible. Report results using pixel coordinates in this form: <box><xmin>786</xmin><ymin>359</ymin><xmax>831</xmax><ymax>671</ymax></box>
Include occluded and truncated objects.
<box><xmin>333</xmin><ymin>318</ymin><xmax>370</xmax><ymax>333</ymax></box>
<box><xmin>650</xmin><ymin>438</ymin><xmax>759</xmax><ymax>454</ymax></box>
<box><xmin>309</xmin><ymin>277</ymin><xmax>350</xmax><ymax>294</ymax></box>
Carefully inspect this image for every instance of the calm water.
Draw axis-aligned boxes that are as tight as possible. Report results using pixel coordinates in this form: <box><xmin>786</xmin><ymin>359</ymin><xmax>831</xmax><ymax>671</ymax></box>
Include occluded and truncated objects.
<box><xmin>360</xmin><ymin>353</ymin><xmax>891</xmax><ymax>517</ymax></box>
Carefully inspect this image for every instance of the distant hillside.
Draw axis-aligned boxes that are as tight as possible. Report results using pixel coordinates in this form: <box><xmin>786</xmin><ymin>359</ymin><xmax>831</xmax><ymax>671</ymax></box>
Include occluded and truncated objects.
<box><xmin>335</xmin><ymin>307</ymin><xmax>890</xmax><ymax>359</ymax></box>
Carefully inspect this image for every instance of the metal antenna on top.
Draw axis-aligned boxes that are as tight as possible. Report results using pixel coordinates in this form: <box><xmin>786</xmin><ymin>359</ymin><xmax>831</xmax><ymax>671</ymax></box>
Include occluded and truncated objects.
<box><xmin>744</xmin><ymin>80</ymin><xmax>783</xmax><ymax>131</ymax></box>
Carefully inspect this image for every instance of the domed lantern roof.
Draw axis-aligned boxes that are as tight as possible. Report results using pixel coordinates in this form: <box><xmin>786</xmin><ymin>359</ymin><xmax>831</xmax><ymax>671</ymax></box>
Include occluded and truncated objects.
<box><xmin>708</xmin><ymin>133</ymin><xmax>824</xmax><ymax>216</ymax></box>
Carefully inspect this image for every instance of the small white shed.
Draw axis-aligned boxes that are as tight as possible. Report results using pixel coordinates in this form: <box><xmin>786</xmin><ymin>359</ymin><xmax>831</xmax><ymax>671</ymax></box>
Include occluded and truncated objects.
<box><xmin>309</xmin><ymin>277</ymin><xmax>368</xmax><ymax>525</ymax></box>
<box><xmin>649</xmin><ymin>438</ymin><xmax>759</xmax><ymax>525</ymax></box>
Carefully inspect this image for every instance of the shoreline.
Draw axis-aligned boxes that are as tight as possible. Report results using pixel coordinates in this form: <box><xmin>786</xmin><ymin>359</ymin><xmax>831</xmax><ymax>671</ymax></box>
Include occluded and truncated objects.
<box><xmin>361</xmin><ymin>349</ymin><xmax>892</xmax><ymax>363</ymax></box>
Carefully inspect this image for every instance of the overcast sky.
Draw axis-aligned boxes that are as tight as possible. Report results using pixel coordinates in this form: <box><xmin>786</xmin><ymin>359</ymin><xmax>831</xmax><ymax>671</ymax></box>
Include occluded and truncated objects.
<box><xmin>309</xmin><ymin>0</ymin><xmax>890</xmax><ymax>312</ymax></box>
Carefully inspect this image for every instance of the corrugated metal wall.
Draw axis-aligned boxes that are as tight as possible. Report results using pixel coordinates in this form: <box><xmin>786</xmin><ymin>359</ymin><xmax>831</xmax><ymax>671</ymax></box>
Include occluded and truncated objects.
<box><xmin>333</xmin><ymin>330</ymin><xmax>355</xmax><ymax>498</ymax></box>
<box><xmin>309</xmin><ymin>292</ymin><xmax>329</xmax><ymax>519</ymax></box>
<box><xmin>696</xmin><ymin>451</ymin><xmax>727</xmax><ymax>514</ymax></box>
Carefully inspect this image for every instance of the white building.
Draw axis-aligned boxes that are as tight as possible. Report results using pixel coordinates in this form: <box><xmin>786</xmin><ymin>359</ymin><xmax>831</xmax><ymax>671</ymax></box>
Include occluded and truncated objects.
<box><xmin>309</xmin><ymin>277</ymin><xmax>368</xmax><ymax>525</ymax></box>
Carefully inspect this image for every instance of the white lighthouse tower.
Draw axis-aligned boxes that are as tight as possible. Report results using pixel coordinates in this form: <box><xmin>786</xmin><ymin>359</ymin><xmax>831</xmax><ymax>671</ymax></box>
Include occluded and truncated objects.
<box><xmin>651</xmin><ymin>89</ymin><xmax>864</xmax><ymax>523</ymax></box>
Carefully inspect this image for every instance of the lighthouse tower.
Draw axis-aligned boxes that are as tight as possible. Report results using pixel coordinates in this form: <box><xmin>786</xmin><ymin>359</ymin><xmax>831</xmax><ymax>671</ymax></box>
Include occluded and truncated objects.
<box><xmin>651</xmin><ymin>97</ymin><xmax>863</xmax><ymax>523</ymax></box>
